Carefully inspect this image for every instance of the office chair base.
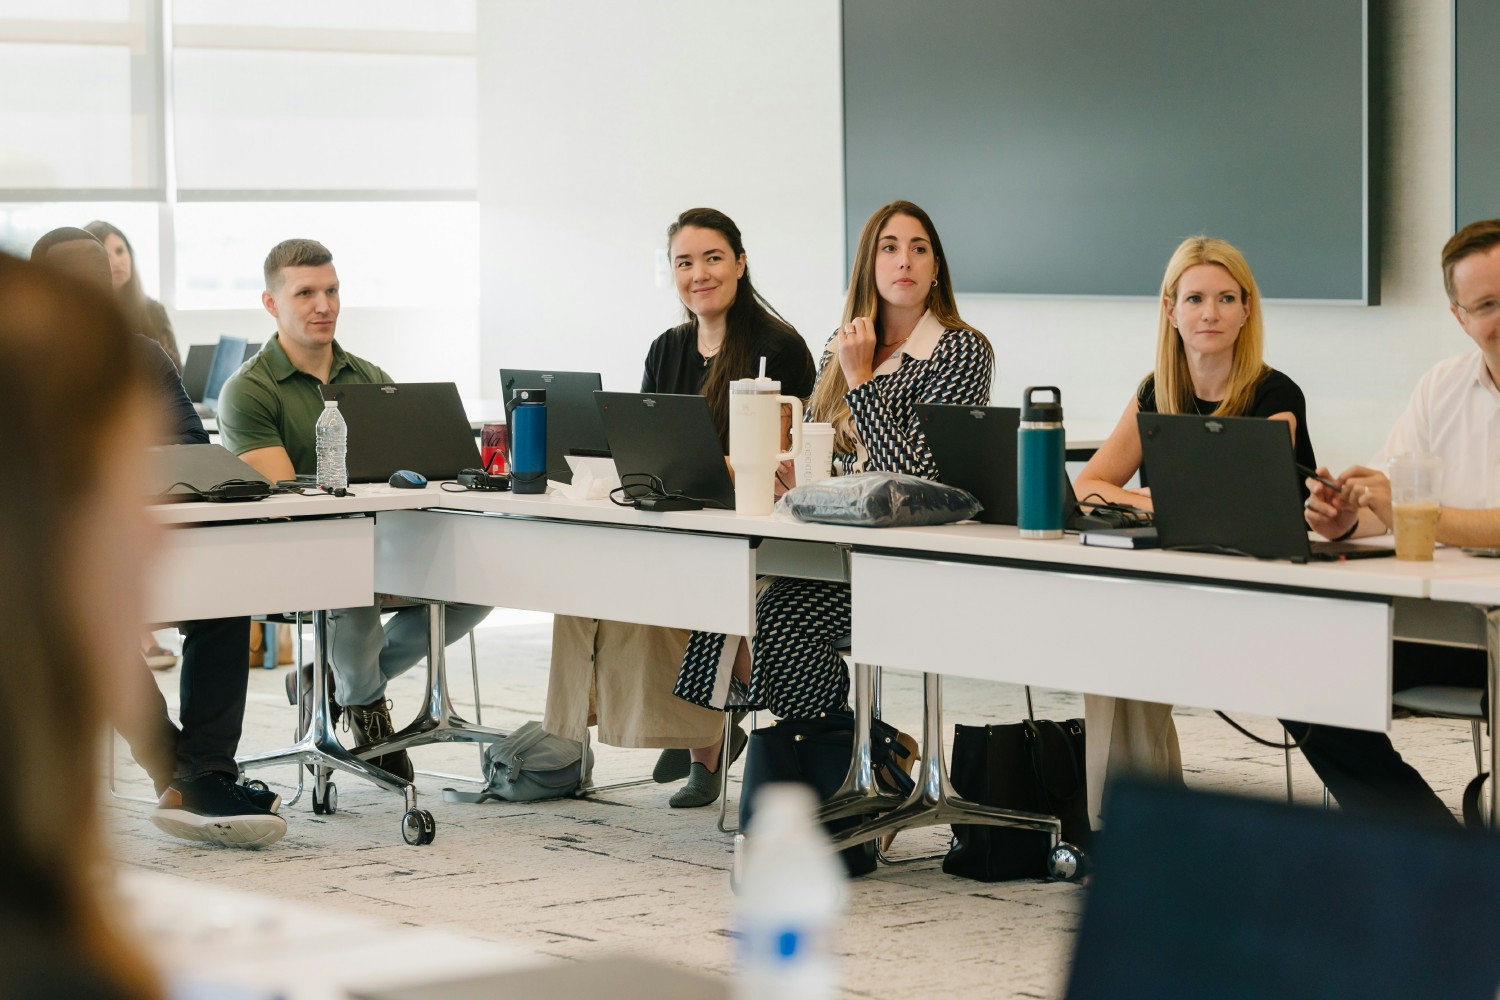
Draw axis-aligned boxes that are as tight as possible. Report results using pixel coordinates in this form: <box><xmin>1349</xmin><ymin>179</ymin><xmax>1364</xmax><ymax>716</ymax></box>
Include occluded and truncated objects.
<box><xmin>236</xmin><ymin>610</ymin><xmax>429</xmax><ymax>845</ymax></box>
<box><xmin>829</xmin><ymin>673</ymin><xmax>1062</xmax><ymax>858</ymax></box>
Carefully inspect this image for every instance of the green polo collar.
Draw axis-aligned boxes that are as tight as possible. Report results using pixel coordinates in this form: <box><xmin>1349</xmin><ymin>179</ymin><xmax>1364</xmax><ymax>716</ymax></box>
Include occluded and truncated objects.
<box><xmin>263</xmin><ymin>333</ymin><xmax>359</xmax><ymax>383</ymax></box>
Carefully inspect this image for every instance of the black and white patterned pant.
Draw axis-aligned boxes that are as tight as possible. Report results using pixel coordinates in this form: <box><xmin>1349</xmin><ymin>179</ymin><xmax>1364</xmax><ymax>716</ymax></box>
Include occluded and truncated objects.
<box><xmin>673</xmin><ymin>577</ymin><xmax>850</xmax><ymax>719</ymax></box>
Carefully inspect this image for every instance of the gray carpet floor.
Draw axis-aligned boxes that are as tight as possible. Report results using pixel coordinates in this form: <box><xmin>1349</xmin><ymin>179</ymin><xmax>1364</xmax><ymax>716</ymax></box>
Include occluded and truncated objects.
<box><xmin>107</xmin><ymin>616</ymin><xmax>1486</xmax><ymax>999</ymax></box>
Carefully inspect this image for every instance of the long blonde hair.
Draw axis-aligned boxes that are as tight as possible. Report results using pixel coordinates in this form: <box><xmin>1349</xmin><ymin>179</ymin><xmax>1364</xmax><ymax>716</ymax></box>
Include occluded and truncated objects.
<box><xmin>1150</xmin><ymin>236</ymin><xmax>1267</xmax><ymax>416</ymax></box>
<box><xmin>808</xmin><ymin>201</ymin><xmax>985</xmax><ymax>453</ymax></box>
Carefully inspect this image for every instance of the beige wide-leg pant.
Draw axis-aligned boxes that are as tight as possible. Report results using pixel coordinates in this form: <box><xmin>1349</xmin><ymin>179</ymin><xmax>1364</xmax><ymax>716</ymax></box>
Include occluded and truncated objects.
<box><xmin>1083</xmin><ymin>695</ymin><xmax>1183</xmax><ymax>829</ymax></box>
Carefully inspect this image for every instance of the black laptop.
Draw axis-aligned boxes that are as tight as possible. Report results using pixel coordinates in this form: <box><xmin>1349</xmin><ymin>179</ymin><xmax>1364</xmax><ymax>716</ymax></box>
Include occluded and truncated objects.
<box><xmin>318</xmin><ymin>381</ymin><xmax>481</xmax><ymax>482</ymax></box>
<box><xmin>1138</xmin><ymin>412</ymin><xmax>1392</xmax><ymax>563</ymax></box>
<box><xmin>147</xmin><ymin>443</ymin><xmax>269</xmax><ymax>502</ymax></box>
<box><xmin>499</xmin><ymin>368</ymin><xmax>610</xmax><ymax>484</ymax></box>
<box><xmin>916</xmin><ymin>403</ymin><xmax>1020</xmax><ymax>524</ymax></box>
<box><xmin>181</xmin><ymin>343</ymin><xmax>215</xmax><ymax>403</ymax></box>
<box><xmin>594</xmin><ymin>391</ymin><xmax>734</xmax><ymax>509</ymax></box>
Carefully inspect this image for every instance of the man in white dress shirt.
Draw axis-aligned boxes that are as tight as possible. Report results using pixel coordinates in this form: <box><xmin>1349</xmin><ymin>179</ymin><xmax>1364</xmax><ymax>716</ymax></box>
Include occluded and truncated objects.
<box><xmin>1299</xmin><ymin>218</ymin><xmax>1500</xmax><ymax>824</ymax></box>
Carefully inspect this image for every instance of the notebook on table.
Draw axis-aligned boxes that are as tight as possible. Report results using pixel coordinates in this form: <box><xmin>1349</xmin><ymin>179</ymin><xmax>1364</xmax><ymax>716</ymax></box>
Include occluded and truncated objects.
<box><xmin>499</xmin><ymin>368</ymin><xmax>609</xmax><ymax>484</ymax></box>
<box><xmin>594</xmin><ymin>391</ymin><xmax>734</xmax><ymax>509</ymax></box>
<box><xmin>1138</xmin><ymin>412</ymin><xmax>1393</xmax><ymax>563</ymax></box>
<box><xmin>318</xmin><ymin>381</ymin><xmax>482</xmax><ymax>483</ymax></box>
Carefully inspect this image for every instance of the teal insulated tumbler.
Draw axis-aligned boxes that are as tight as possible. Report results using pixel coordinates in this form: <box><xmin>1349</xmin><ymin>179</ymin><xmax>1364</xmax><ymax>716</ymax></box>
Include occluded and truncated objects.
<box><xmin>1018</xmin><ymin>386</ymin><xmax>1064</xmax><ymax>538</ymax></box>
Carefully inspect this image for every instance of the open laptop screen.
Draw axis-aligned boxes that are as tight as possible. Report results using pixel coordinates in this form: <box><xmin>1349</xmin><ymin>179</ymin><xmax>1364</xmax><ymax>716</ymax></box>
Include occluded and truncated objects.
<box><xmin>594</xmin><ymin>391</ymin><xmax>734</xmax><ymax>509</ymax></box>
<box><xmin>499</xmin><ymin>369</ymin><xmax>609</xmax><ymax>484</ymax></box>
<box><xmin>318</xmin><ymin>381</ymin><xmax>481</xmax><ymax>482</ymax></box>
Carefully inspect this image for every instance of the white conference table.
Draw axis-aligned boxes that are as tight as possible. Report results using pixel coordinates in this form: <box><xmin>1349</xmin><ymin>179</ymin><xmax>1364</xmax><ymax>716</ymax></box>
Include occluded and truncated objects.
<box><xmin>149</xmin><ymin>485</ymin><xmax>1500</xmax><ymax>827</ymax></box>
<box><xmin>371</xmin><ymin>490</ymin><xmax>1500</xmax><ymax>824</ymax></box>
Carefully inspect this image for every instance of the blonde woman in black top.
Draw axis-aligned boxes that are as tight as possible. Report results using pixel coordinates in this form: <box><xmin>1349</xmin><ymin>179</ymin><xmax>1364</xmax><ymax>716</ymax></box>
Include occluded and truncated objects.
<box><xmin>1074</xmin><ymin>236</ymin><xmax>1317</xmax><ymax>828</ymax></box>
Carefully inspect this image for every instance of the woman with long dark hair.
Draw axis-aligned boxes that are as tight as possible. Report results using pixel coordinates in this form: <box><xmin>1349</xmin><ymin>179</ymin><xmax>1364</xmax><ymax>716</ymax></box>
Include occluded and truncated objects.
<box><xmin>543</xmin><ymin>208</ymin><xmax>815</xmax><ymax>807</ymax></box>
<box><xmin>86</xmin><ymin>220</ymin><xmax>181</xmax><ymax>372</ymax></box>
<box><xmin>672</xmin><ymin>200</ymin><xmax>992</xmax><ymax>743</ymax></box>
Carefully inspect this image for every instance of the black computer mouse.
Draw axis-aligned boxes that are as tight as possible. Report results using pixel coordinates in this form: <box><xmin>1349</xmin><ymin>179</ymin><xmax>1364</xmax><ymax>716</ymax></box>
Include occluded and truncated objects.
<box><xmin>388</xmin><ymin>470</ymin><xmax>428</xmax><ymax>489</ymax></box>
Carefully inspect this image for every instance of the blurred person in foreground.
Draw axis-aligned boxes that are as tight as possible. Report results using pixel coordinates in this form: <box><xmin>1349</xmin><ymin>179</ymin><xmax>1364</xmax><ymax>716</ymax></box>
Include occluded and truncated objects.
<box><xmin>0</xmin><ymin>251</ymin><xmax>162</xmax><ymax>995</ymax></box>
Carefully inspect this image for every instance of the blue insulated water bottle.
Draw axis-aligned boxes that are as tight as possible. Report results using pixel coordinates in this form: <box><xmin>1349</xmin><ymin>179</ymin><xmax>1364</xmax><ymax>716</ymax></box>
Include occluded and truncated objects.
<box><xmin>507</xmin><ymin>388</ymin><xmax>547</xmax><ymax>494</ymax></box>
<box><xmin>1018</xmin><ymin>386</ymin><xmax>1064</xmax><ymax>539</ymax></box>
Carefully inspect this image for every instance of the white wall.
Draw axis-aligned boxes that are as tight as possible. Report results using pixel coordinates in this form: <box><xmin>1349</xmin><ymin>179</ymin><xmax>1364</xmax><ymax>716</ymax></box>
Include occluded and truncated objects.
<box><xmin>479</xmin><ymin>0</ymin><xmax>1459</xmax><ymax>470</ymax></box>
<box><xmin>476</xmin><ymin>1</ymin><xmax>845</xmax><ymax>397</ymax></box>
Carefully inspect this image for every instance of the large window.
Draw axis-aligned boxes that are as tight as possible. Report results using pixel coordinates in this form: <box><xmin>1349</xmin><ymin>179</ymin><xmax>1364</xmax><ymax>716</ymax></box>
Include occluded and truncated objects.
<box><xmin>0</xmin><ymin>0</ymin><xmax>476</xmax><ymax>310</ymax></box>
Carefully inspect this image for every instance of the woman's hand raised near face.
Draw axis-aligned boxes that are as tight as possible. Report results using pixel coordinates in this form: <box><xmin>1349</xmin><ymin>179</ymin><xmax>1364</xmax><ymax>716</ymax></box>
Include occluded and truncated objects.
<box><xmin>837</xmin><ymin>317</ymin><xmax>878</xmax><ymax>390</ymax></box>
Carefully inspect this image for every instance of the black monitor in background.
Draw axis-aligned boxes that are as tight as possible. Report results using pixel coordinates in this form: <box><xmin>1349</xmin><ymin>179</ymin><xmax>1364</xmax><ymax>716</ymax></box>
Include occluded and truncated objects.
<box><xmin>1139</xmin><ymin>412</ymin><xmax>1390</xmax><ymax>563</ymax></box>
<box><xmin>201</xmin><ymin>335</ymin><xmax>248</xmax><ymax>413</ymax></box>
<box><xmin>180</xmin><ymin>343</ymin><xmax>215</xmax><ymax>403</ymax></box>
<box><xmin>318</xmin><ymin>381</ymin><xmax>481</xmax><ymax>483</ymax></box>
<box><xmin>243</xmin><ymin>341</ymin><xmax>261</xmax><ymax>361</ymax></box>
<box><xmin>498</xmin><ymin>368</ymin><xmax>609</xmax><ymax>485</ymax></box>
<box><xmin>1065</xmin><ymin>778</ymin><xmax>1500</xmax><ymax>1000</ymax></box>
<box><xmin>915</xmin><ymin>404</ymin><xmax>1020</xmax><ymax>524</ymax></box>
<box><xmin>594</xmin><ymin>391</ymin><xmax>734</xmax><ymax>509</ymax></box>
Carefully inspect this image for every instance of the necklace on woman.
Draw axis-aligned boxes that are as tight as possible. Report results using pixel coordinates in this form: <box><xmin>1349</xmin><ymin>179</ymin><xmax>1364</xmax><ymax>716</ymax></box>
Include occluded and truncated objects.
<box><xmin>698</xmin><ymin>335</ymin><xmax>722</xmax><ymax>367</ymax></box>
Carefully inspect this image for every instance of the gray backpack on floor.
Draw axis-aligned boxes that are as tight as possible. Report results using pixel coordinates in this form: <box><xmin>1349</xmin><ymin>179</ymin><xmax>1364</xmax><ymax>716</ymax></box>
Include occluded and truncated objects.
<box><xmin>442</xmin><ymin>721</ymin><xmax>592</xmax><ymax>803</ymax></box>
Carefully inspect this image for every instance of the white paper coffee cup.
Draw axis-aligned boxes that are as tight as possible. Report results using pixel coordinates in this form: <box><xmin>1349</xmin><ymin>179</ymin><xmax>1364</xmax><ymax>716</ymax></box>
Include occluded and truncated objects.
<box><xmin>794</xmin><ymin>422</ymin><xmax>836</xmax><ymax>486</ymax></box>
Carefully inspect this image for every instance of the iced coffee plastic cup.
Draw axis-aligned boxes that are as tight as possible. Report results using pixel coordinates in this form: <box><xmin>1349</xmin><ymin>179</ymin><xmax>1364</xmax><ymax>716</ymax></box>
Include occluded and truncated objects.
<box><xmin>1388</xmin><ymin>453</ymin><xmax>1443</xmax><ymax>561</ymax></box>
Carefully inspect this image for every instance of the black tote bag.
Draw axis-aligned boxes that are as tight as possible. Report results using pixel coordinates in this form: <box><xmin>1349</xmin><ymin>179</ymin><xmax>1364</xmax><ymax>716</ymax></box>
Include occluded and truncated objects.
<box><xmin>740</xmin><ymin>710</ymin><xmax>915</xmax><ymax>877</ymax></box>
<box><xmin>943</xmin><ymin>718</ymin><xmax>1090</xmax><ymax>881</ymax></box>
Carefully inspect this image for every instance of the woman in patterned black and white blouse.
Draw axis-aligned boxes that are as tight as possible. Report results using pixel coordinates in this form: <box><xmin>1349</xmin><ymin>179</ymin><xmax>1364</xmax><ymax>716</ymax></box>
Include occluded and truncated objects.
<box><xmin>671</xmin><ymin>202</ymin><xmax>993</xmax><ymax>765</ymax></box>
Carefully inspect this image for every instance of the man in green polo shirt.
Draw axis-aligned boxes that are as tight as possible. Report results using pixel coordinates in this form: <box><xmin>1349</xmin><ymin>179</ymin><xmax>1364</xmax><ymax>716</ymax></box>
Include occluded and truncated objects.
<box><xmin>218</xmin><ymin>238</ymin><xmax>490</xmax><ymax>781</ymax></box>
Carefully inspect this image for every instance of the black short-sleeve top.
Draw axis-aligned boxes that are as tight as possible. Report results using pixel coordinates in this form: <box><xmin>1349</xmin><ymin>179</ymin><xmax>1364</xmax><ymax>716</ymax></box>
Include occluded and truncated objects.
<box><xmin>641</xmin><ymin>321</ymin><xmax>815</xmax><ymax>399</ymax></box>
<box><xmin>1138</xmin><ymin>367</ymin><xmax>1317</xmax><ymax>497</ymax></box>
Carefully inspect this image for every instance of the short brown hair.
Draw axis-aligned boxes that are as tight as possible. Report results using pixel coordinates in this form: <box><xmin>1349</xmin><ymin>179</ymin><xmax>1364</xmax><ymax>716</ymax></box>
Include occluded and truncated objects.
<box><xmin>1441</xmin><ymin>220</ymin><xmax>1500</xmax><ymax>303</ymax></box>
<box><xmin>263</xmin><ymin>238</ymin><xmax>333</xmax><ymax>290</ymax></box>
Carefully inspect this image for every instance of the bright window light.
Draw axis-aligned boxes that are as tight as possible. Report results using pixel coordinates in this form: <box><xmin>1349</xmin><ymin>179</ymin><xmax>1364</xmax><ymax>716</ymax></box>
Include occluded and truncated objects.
<box><xmin>174</xmin><ymin>201</ymin><xmax>478</xmax><ymax>311</ymax></box>
<box><xmin>0</xmin><ymin>202</ymin><xmax>160</xmax><ymax>298</ymax></box>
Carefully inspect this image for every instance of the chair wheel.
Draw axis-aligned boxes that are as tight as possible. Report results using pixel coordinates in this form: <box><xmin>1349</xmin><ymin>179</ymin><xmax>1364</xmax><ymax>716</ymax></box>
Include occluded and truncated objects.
<box><xmin>313</xmin><ymin>782</ymin><xmax>338</xmax><ymax>815</ymax></box>
<box><xmin>402</xmin><ymin>808</ymin><xmax>436</xmax><ymax>845</ymax></box>
<box><xmin>1046</xmin><ymin>842</ymin><xmax>1089</xmax><ymax>882</ymax></box>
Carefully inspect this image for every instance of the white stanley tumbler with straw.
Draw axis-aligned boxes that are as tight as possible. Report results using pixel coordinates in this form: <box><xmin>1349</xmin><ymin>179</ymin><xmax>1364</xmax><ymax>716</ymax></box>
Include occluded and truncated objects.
<box><xmin>729</xmin><ymin>359</ymin><xmax>804</xmax><ymax>516</ymax></box>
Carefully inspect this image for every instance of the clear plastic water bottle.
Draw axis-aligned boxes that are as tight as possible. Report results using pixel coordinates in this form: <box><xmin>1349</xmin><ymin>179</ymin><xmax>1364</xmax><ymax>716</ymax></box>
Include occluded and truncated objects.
<box><xmin>734</xmin><ymin>784</ymin><xmax>845</xmax><ymax>1000</ymax></box>
<box><xmin>315</xmin><ymin>399</ymin><xmax>347</xmax><ymax>493</ymax></box>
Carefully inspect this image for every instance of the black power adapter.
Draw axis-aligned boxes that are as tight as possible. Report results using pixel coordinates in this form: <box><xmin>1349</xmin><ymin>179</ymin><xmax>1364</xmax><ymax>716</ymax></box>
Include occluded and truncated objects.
<box><xmin>456</xmin><ymin>468</ymin><xmax>510</xmax><ymax>491</ymax></box>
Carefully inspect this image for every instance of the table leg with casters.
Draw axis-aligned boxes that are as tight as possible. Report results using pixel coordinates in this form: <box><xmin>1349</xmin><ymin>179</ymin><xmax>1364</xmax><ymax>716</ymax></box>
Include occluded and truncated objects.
<box><xmin>351</xmin><ymin>603</ymin><xmax>510</xmax><ymax>762</ymax></box>
<box><xmin>236</xmin><ymin>610</ymin><xmax>435</xmax><ymax>845</ymax></box>
<box><xmin>828</xmin><ymin>673</ymin><xmax>1080</xmax><ymax>878</ymax></box>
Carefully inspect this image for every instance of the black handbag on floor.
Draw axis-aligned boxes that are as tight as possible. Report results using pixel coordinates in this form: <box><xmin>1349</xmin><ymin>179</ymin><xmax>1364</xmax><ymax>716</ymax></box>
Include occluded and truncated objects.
<box><xmin>740</xmin><ymin>710</ymin><xmax>915</xmax><ymax>877</ymax></box>
<box><xmin>943</xmin><ymin>718</ymin><xmax>1089</xmax><ymax>882</ymax></box>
